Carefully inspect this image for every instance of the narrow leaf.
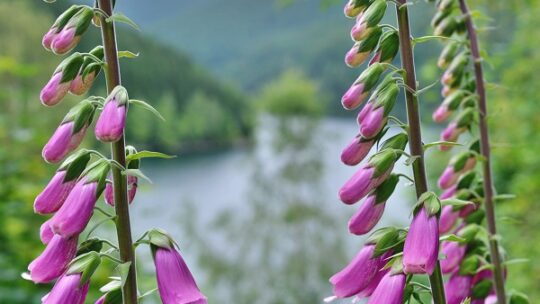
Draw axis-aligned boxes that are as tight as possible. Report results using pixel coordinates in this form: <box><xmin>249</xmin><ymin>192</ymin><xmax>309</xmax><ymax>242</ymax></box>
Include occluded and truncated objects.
<box><xmin>423</xmin><ymin>141</ymin><xmax>463</xmax><ymax>151</ymax></box>
<box><xmin>106</xmin><ymin>13</ymin><xmax>140</xmax><ymax>31</ymax></box>
<box><xmin>130</xmin><ymin>99</ymin><xmax>165</xmax><ymax>121</ymax></box>
<box><xmin>123</xmin><ymin>169</ymin><xmax>152</xmax><ymax>184</ymax></box>
<box><xmin>118</xmin><ymin>50</ymin><xmax>139</xmax><ymax>59</ymax></box>
<box><xmin>126</xmin><ymin>151</ymin><xmax>176</xmax><ymax>162</ymax></box>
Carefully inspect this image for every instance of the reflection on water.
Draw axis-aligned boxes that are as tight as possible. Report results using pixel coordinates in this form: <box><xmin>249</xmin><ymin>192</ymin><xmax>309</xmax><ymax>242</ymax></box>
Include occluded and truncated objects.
<box><xmin>130</xmin><ymin>115</ymin><xmax>415</xmax><ymax>303</ymax></box>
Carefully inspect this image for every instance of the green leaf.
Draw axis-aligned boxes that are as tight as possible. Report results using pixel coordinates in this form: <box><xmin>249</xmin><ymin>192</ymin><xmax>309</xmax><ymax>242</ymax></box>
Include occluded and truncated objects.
<box><xmin>130</xmin><ymin>99</ymin><xmax>165</xmax><ymax>121</ymax></box>
<box><xmin>106</xmin><ymin>13</ymin><xmax>140</xmax><ymax>31</ymax></box>
<box><xmin>423</xmin><ymin>141</ymin><xmax>463</xmax><ymax>151</ymax></box>
<box><xmin>412</xmin><ymin>35</ymin><xmax>460</xmax><ymax>45</ymax></box>
<box><xmin>126</xmin><ymin>151</ymin><xmax>176</xmax><ymax>162</ymax></box>
<box><xmin>441</xmin><ymin>198</ymin><xmax>475</xmax><ymax>208</ymax></box>
<box><xmin>118</xmin><ymin>50</ymin><xmax>139</xmax><ymax>59</ymax></box>
<box><xmin>99</xmin><ymin>279</ymin><xmax>122</xmax><ymax>293</ymax></box>
<box><xmin>440</xmin><ymin>234</ymin><xmax>466</xmax><ymax>243</ymax></box>
<box><xmin>123</xmin><ymin>169</ymin><xmax>152</xmax><ymax>184</ymax></box>
<box><xmin>494</xmin><ymin>194</ymin><xmax>516</xmax><ymax>202</ymax></box>
<box><xmin>116</xmin><ymin>262</ymin><xmax>132</xmax><ymax>288</ymax></box>
<box><xmin>503</xmin><ymin>258</ymin><xmax>529</xmax><ymax>266</ymax></box>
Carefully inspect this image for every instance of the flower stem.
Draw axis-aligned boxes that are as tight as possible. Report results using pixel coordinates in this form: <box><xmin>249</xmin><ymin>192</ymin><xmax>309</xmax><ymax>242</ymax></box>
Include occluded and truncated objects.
<box><xmin>458</xmin><ymin>1</ymin><xmax>507</xmax><ymax>302</ymax></box>
<box><xmin>97</xmin><ymin>1</ymin><xmax>138</xmax><ymax>303</ymax></box>
<box><xmin>394</xmin><ymin>2</ymin><xmax>447</xmax><ymax>303</ymax></box>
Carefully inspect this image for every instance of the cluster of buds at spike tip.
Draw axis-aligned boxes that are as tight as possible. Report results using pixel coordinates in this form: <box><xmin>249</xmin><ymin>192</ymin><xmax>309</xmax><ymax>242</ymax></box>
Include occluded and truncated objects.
<box><xmin>431</xmin><ymin>0</ymin><xmax>466</xmax><ymax>38</ymax></box>
<box><xmin>95</xmin><ymin>85</ymin><xmax>129</xmax><ymax>142</ymax></box>
<box><xmin>350</xmin><ymin>0</ymin><xmax>387</xmax><ymax>41</ymax></box>
<box><xmin>34</xmin><ymin>150</ymin><xmax>92</xmax><ymax>214</ymax></box>
<box><xmin>42</xmin><ymin>99</ymin><xmax>97</xmax><ymax>163</ymax></box>
<box><xmin>42</xmin><ymin>5</ymin><xmax>94</xmax><ymax>55</ymax></box>
<box><xmin>149</xmin><ymin>229</ymin><xmax>208</xmax><ymax>304</ymax></box>
<box><xmin>49</xmin><ymin>159</ymin><xmax>110</xmax><ymax>237</ymax></box>
<box><xmin>342</xmin><ymin>63</ymin><xmax>385</xmax><ymax>109</ymax></box>
<box><xmin>105</xmin><ymin>146</ymin><xmax>139</xmax><ymax>206</ymax></box>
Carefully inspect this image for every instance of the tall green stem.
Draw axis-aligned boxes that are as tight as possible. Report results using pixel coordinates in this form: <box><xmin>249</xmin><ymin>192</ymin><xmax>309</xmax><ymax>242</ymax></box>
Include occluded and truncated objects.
<box><xmin>97</xmin><ymin>1</ymin><xmax>138</xmax><ymax>303</ymax></box>
<box><xmin>395</xmin><ymin>2</ymin><xmax>447</xmax><ymax>303</ymax></box>
<box><xmin>458</xmin><ymin>1</ymin><xmax>507</xmax><ymax>302</ymax></box>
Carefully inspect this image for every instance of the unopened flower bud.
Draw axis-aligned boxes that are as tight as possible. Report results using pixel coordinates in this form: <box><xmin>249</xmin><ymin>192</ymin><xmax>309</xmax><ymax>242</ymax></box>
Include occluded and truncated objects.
<box><xmin>438</xmin><ymin>42</ymin><xmax>460</xmax><ymax>69</ymax></box>
<box><xmin>51</xmin><ymin>6</ymin><xmax>94</xmax><ymax>54</ymax></box>
<box><xmin>439</xmin><ymin>122</ymin><xmax>465</xmax><ymax>151</ymax></box>
<box><xmin>70</xmin><ymin>46</ymin><xmax>104</xmax><ymax>95</ymax></box>
<box><xmin>433</xmin><ymin>90</ymin><xmax>467</xmax><ymax>123</ymax></box>
<box><xmin>350</xmin><ymin>0</ymin><xmax>387</xmax><ymax>41</ymax></box>
<box><xmin>50</xmin><ymin>160</ymin><xmax>110</xmax><ymax>237</ymax></box>
<box><xmin>42</xmin><ymin>5</ymin><xmax>82</xmax><ymax>51</ymax></box>
<box><xmin>41</xmin><ymin>53</ymin><xmax>84</xmax><ymax>106</ymax></box>
<box><xmin>369</xmin><ymin>30</ymin><xmax>399</xmax><ymax>65</ymax></box>
<box><xmin>342</xmin><ymin>63</ymin><xmax>385</xmax><ymax>110</ymax></box>
<box><xmin>444</xmin><ymin>272</ymin><xmax>472</xmax><ymax>304</ymax></box>
<box><xmin>441</xmin><ymin>52</ymin><xmax>469</xmax><ymax>87</ymax></box>
<box><xmin>440</xmin><ymin>240</ymin><xmax>466</xmax><ymax>274</ymax></box>
<box><xmin>439</xmin><ymin>205</ymin><xmax>459</xmax><ymax>234</ymax></box>
<box><xmin>341</xmin><ymin>136</ymin><xmax>375</xmax><ymax>166</ymax></box>
<box><xmin>42</xmin><ymin>99</ymin><xmax>96</xmax><ymax>163</ymax></box>
<box><xmin>431</xmin><ymin>9</ymin><xmax>450</xmax><ymax>28</ymax></box>
<box><xmin>358</xmin><ymin>82</ymin><xmax>398</xmax><ymax>138</ymax></box>
<box><xmin>95</xmin><ymin>86</ymin><xmax>129</xmax><ymax>142</ymax></box>
<box><xmin>339</xmin><ymin>150</ymin><xmax>396</xmax><ymax>205</ymax></box>
<box><xmin>344</xmin><ymin>0</ymin><xmax>371</xmax><ymax>18</ymax></box>
<box><xmin>434</xmin><ymin>16</ymin><xmax>459</xmax><ymax>37</ymax></box>
<box><xmin>345</xmin><ymin>27</ymin><xmax>382</xmax><ymax>67</ymax></box>
<box><xmin>348</xmin><ymin>174</ymin><xmax>398</xmax><ymax>235</ymax></box>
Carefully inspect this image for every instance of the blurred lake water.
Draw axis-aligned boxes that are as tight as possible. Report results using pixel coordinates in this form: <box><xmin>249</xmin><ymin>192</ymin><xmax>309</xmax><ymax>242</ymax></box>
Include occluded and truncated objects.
<box><xmin>122</xmin><ymin>115</ymin><xmax>428</xmax><ymax>302</ymax></box>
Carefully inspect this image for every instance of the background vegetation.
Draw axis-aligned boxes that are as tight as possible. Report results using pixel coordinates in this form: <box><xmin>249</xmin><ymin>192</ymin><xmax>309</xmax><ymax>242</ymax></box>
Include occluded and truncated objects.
<box><xmin>0</xmin><ymin>0</ymin><xmax>538</xmax><ymax>302</ymax></box>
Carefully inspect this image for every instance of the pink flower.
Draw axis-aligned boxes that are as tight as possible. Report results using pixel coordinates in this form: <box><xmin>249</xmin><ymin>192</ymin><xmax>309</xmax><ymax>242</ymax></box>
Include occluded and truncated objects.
<box><xmin>104</xmin><ymin>175</ymin><xmax>138</xmax><ymax>206</ymax></box>
<box><xmin>51</xmin><ymin>27</ymin><xmax>80</xmax><ymax>55</ymax></box>
<box><xmin>340</xmin><ymin>137</ymin><xmax>374</xmax><ymax>166</ymax></box>
<box><xmin>40</xmin><ymin>219</ymin><xmax>54</xmax><ymax>245</ymax></box>
<box><xmin>40</xmin><ymin>72</ymin><xmax>71</xmax><ymax>106</ymax></box>
<box><xmin>341</xmin><ymin>83</ymin><xmax>367</xmax><ymax>110</ymax></box>
<box><xmin>440</xmin><ymin>185</ymin><xmax>457</xmax><ymax>199</ymax></box>
<box><xmin>49</xmin><ymin>178</ymin><xmax>99</xmax><ymax>237</ymax></box>
<box><xmin>154</xmin><ymin>247</ymin><xmax>208</xmax><ymax>304</ymax></box>
<box><xmin>439</xmin><ymin>205</ymin><xmax>459</xmax><ymax>234</ymax></box>
<box><xmin>433</xmin><ymin>104</ymin><xmax>452</xmax><ymax>123</ymax></box>
<box><xmin>440</xmin><ymin>122</ymin><xmax>464</xmax><ymax>151</ymax></box>
<box><xmin>444</xmin><ymin>273</ymin><xmax>472</xmax><ymax>304</ymax></box>
<box><xmin>403</xmin><ymin>208</ymin><xmax>439</xmax><ymax>275</ymax></box>
<box><xmin>440</xmin><ymin>241</ymin><xmax>466</xmax><ymax>274</ymax></box>
<box><xmin>34</xmin><ymin>170</ymin><xmax>76</xmax><ymax>214</ymax></box>
<box><xmin>354</xmin><ymin>269</ymin><xmax>389</xmax><ymax>299</ymax></box>
<box><xmin>41</xmin><ymin>273</ymin><xmax>90</xmax><ymax>304</ymax></box>
<box><xmin>95</xmin><ymin>88</ymin><xmax>128</xmax><ymax>142</ymax></box>
<box><xmin>366</xmin><ymin>272</ymin><xmax>406</xmax><ymax>304</ymax></box>
<box><xmin>459</xmin><ymin>203</ymin><xmax>478</xmax><ymax>218</ymax></box>
<box><xmin>330</xmin><ymin>245</ymin><xmax>388</xmax><ymax>298</ymax></box>
<box><xmin>438</xmin><ymin>166</ymin><xmax>459</xmax><ymax>189</ymax></box>
<box><xmin>357</xmin><ymin>103</ymin><xmax>385</xmax><ymax>139</ymax></box>
<box><xmin>28</xmin><ymin>234</ymin><xmax>78</xmax><ymax>283</ymax></box>
<box><xmin>42</xmin><ymin>121</ymin><xmax>88</xmax><ymax>163</ymax></box>
<box><xmin>348</xmin><ymin>194</ymin><xmax>385</xmax><ymax>235</ymax></box>
<box><xmin>42</xmin><ymin>28</ymin><xmax>57</xmax><ymax>50</ymax></box>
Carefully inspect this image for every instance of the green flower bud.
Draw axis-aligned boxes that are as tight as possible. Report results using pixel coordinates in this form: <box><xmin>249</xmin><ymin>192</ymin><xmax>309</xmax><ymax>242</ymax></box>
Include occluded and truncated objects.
<box><xmin>438</xmin><ymin>41</ymin><xmax>460</xmax><ymax>69</ymax></box>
